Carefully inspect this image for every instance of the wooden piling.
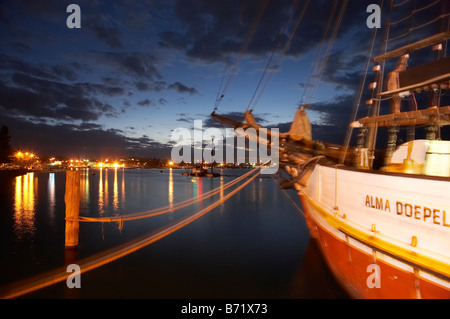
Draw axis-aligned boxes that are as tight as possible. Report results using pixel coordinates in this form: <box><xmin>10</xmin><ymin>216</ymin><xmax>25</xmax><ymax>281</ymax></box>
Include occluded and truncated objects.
<box><xmin>65</xmin><ymin>170</ymin><xmax>80</xmax><ymax>248</ymax></box>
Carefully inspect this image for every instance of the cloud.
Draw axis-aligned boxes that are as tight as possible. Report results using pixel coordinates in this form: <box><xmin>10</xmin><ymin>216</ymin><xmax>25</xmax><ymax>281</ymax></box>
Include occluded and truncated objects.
<box><xmin>86</xmin><ymin>20</ymin><xmax>123</xmax><ymax>49</ymax></box>
<box><xmin>159</xmin><ymin>30</ymin><xmax>190</xmax><ymax>49</ymax></box>
<box><xmin>135</xmin><ymin>80</ymin><xmax>167</xmax><ymax>92</ymax></box>
<box><xmin>135</xmin><ymin>81</ymin><xmax>150</xmax><ymax>91</ymax></box>
<box><xmin>78</xmin><ymin>82</ymin><xmax>125</xmax><ymax>97</ymax></box>
<box><xmin>51</xmin><ymin>64</ymin><xmax>78</xmax><ymax>81</ymax></box>
<box><xmin>9</xmin><ymin>41</ymin><xmax>31</xmax><ymax>53</ymax></box>
<box><xmin>2</xmin><ymin>114</ymin><xmax>173</xmax><ymax>159</ymax></box>
<box><xmin>158</xmin><ymin>0</ymin><xmax>371</xmax><ymax>63</ymax></box>
<box><xmin>307</xmin><ymin>94</ymin><xmax>355</xmax><ymax>127</ymax></box>
<box><xmin>0</xmin><ymin>54</ymin><xmax>59</xmax><ymax>81</ymax></box>
<box><xmin>137</xmin><ymin>99</ymin><xmax>154</xmax><ymax>107</ymax></box>
<box><xmin>8</xmin><ymin>1</ymin><xmax>124</xmax><ymax>49</ymax></box>
<box><xmin>135</xmin><ymin>80</ymin><xmax>198</xmax><ymax>95</ymax></box>
<box><xmin>176</xmin><ymin>118</ymin><xmax>192</xmax><ymax>123</ymax></box>
<box><xmin>168</xmin><ymin>81</ymin><xmax>199</xmax><ymax>95</ymax></box>
<box><xmin>320</xmin><ymin>50</ymin><xmax>367</xmax><ymax>92</ymax></box>
<box><xmin>0</xmin><ymin>58</ymin><xmax>120</xmax><ymax>122</ymax></box>
<box><xmin>92</xmin><ymin>51</ymin><xmax>162</xmax><ymax>80</ymax></box>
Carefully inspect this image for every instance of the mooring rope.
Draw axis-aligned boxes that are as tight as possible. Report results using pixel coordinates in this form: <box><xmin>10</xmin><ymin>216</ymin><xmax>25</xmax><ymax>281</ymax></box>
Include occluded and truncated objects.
<box><xmin>69</xmin><ymin>166</ymin><xmax>262</xmax><ymax>224</ymax></box>
<box><xmin>1</xmin><ymin>169</ymin><xmax>261</xmax><ymax>299</ymax></box>
<box><xmin>272</xmin><ymin>175</ymin><xmax>305</xmax><ymax>217</ymax></box>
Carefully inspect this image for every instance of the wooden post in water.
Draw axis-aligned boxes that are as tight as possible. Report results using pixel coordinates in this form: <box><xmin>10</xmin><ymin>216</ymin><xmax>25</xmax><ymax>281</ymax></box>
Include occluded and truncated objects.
<box><xmin>65</xmin><ymin>170</ymin><xmax>80</xmax><ymax>248</ymax></box>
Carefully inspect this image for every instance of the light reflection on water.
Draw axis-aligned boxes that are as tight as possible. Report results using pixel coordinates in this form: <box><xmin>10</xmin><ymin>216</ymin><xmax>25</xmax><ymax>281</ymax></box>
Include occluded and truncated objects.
<box><xmin>48</xmin><ymin>173</ymin><xmax>55</xmax><ymax>224</ymax></box>
<box><xmin>2</xmin><ymin>168</ymin><xmax>348</xmax><ymax>298</ymax></box>
<box><xmin>98</xmin><ymin>168</ymin><xmax>104</xmax><ymax>215</ymax></box>
<box><xmin>121</xmin><ymin>169</ymin><xmax>125</xmax><ymax>209</ymax></box>
<box><xmin>219</xmin><ymin>175</ymin><xmax>224</xmax><ymax>214</ymax></box>
<box><xmin>9</xmin><ymin>169</ymin><xmax>222</xmax><ymax>242</ymax></box>
<box><xmin>104</xmin><ymin>168</ymin><xmax>108</xmax><ymax>210</ymax></box>
<box><xmin>113</xmin><ymin>168</ymin><xmax>119</xmax><ymax>213</ymax></box>
<box><xmin>168</xmin><ymin>168</ymin><xmax>173</xmax><ymax>220</ymax></box>
<box><xmin>80</xmin><ymin>169</ymin><xmax>89</xmax><ymax>207</ymax></box>
<box><xmin>13</xmin><ymin>173</ymin><xmax>36</xmax><ymax>239</ymax></box>
<box><xmin>10</xmin><ymin>169</ymin><xmax>298</xmax><ymax>249</ymax></box>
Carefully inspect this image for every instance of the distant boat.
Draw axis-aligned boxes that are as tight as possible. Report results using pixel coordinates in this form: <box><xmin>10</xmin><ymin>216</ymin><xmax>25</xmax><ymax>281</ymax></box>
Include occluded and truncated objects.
<box><xmin>182</xmin><ymin>167</ymin><xmax>220</xmax><ymax>177</ymax></box>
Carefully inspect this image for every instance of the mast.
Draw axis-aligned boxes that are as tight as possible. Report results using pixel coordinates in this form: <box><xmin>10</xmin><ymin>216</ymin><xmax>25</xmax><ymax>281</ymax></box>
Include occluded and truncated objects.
<box><xmin>357</xmin><ymin>0</ymin><xmax>450</xmax><ymax>169</ymax></box>
<box><xmin>363</xmin><ymin>0</ymin><xmax>393</xmax><ymax>169</ymax></box>
<box><xmin>361</xmin><ymin>63</ymin><xmax>383</xmax><ymax>169</ymax></box>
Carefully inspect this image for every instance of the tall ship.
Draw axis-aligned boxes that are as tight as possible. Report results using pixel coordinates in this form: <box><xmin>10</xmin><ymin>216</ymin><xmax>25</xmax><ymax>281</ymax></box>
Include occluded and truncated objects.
<box><xmin>213</xmin><ymin>0</ymin><xmax>450</xmax><ymax>298</ymax></box>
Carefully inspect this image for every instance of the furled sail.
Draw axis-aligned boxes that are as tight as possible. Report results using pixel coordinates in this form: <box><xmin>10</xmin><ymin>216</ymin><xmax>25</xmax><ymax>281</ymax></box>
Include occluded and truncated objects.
<box><xmin>283</xmin><ymin>106</ymin><xmax>312</xmax><ymax>141</ymax></box>
<box><xmin>243</xmin><ymin>106</ymin><xmax>312</xmax><ymax>141</ymax></box>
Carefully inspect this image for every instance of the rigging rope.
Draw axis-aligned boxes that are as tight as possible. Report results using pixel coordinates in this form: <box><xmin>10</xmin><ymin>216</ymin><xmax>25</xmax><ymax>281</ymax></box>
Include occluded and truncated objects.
<box><xmin>393</xmin><ymin>0</ymin><xmax>410</xmax><ymax>8</ymax></box>
<box><xmin>413</xmin><ymin>0</ymin><xmax>440</xmax><ymax>13</ymax></box>
<box><xmin>213</xmin><ymin>0</ymin><xmax>269</xmax><ymax>113</ymax></box>
<box><xmin>340</xmin><ymin>0</ymin><xmax>383</xmax><ymax>164</ymax></box>
<box><xmin>299</xmin><ymin>0</ymin><xmax>341</xmax><ymax>107</ymax></box>
<box><xmin>272</xmin><ymin>175</ymin><xmax>305</xmax><ymax>216</ymax></box>
<box><xmin>444</xmin><ymin>0</ymin><xmax>450</xmax><ymax>57</ymax></box>
<box><xmin>390</xmin><ymin>0</ymin><xmax>440</xmax><ymax>26</ymax></box>
<box><xmin>213</xmin><ymin>1</ymin><xmax>247</xmax><ymax>110</ymax></box>
<box><xmin>1</xmin><ymin>168</ymin><xmax>262</xmax><ymax>299</ymax></box>
<box><xmin>363</xmin><ymin>0</ymin><xmax>395</xmax><ymax>153</ymax></box>
<box><xmin>388</xmin><ymin>0</ymin><xmax>449</xmax><ymax>43</ymax></box>
<box><xmin>246</xmin><ymin>0</ymin><xmax>310</xmax><ymax>112</ymax></box>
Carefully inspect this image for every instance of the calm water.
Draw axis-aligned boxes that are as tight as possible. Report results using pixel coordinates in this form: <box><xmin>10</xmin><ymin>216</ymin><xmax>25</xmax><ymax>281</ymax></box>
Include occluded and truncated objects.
<box><xmin>0</xmin><ymin>168</ymin><xmax>348</xmax><ymax>298</ymax></box>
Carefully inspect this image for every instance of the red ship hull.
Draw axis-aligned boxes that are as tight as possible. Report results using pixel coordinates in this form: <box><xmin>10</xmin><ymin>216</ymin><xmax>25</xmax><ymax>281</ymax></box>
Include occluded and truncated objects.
<box><xmin>300</xmin><ymin>195</ymin><xmax>450</xmax><ymax>299</ymax></box>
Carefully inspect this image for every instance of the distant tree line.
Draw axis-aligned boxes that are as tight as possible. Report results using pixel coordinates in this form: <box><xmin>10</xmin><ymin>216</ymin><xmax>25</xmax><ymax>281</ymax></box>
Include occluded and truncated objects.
<box><xmin>0</xmin><ymin>125</ymin><xmax>12</xmax><ymax>163</ymax></box>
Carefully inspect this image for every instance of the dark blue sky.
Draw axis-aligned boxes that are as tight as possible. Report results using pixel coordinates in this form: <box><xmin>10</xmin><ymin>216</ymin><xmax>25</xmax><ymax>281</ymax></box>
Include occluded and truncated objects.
<box><xmin>0</xmin><ymin>0</ymin><xmax>447</xmax><ymax>159</ymax></box>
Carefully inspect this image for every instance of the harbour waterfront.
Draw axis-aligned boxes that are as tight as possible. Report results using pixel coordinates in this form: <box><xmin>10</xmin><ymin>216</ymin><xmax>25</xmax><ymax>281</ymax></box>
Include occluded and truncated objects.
<box><xmin>0</xmin><ymin>168</ymin><xmax>348</xmax><ymax>298</ymax></box>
